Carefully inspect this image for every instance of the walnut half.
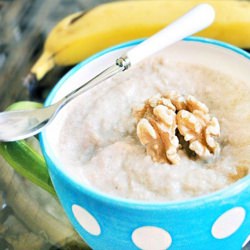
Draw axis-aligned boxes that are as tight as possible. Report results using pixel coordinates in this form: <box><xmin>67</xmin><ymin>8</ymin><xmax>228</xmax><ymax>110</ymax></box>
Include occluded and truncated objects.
<box><xmin>134</xmin><ymin>92</ymin><xmax>220</xmax><ymax>164</ymax></box>
<box><xmin>135</xmin><ymin>95</ymin><xmax>180</xmax><ymax>164</ymax></box>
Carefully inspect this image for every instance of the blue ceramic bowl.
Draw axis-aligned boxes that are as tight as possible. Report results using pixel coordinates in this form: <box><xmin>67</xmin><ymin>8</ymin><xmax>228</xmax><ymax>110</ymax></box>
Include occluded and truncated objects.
<box><xmin>40</xmin><ymin>37</ymin><xmax>250</xmax><ymax>250</ymax></box>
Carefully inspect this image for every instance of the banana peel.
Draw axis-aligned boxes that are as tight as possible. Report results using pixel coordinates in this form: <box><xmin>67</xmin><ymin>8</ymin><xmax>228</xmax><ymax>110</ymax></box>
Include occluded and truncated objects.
<box><xmin>26</xmin><ymin>0</ymin><xmax>250</xmax><ymax>86</ymax></box>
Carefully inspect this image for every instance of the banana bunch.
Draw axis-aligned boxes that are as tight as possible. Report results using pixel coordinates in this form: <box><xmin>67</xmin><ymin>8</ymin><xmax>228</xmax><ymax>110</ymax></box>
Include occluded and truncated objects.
<box><xmin>29</xmin><ymin>0</ymin><xmax>250</xmax><ymax>83</ymax></box>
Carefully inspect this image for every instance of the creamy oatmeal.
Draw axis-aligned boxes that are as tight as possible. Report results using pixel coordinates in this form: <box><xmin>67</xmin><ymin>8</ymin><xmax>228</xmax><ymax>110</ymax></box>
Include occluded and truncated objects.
<box><xmin>53</xmin><ymin>55</ymin><xmax>250</xmax><ymax>202</ymax></box>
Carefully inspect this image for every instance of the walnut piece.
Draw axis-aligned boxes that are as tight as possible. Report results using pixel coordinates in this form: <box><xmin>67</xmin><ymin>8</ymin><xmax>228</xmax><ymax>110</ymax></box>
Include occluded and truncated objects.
<box><xmin>164</xmin><ymin>91</ymin><xmax>187</xmax><ymax>111</ymax></box>
<box><xmin>177</xmin><ymin>110</ymin><xmax>220</xmax><ymax>158</ymax></box>
<box><xmin>136</xmin><ymin>95</ymin><xmax>180</xmax><ymax>164</ymax></box>
<box><xmin>186</xmin><ymin>95</ymin><xmax>209</xmax><ymax>113</ymax></box>
<box><xmin>134</xmin><ymin>92</ymin><xmax>221</xmax><ymax>164</ymax></box>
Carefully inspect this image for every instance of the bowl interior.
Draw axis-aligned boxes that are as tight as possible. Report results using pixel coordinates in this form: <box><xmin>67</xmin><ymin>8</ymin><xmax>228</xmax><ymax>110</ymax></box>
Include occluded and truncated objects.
<box><xmin>41</xmin><ymin>37</ymin><xmax>250</xmax><ymax>206</ymax></box>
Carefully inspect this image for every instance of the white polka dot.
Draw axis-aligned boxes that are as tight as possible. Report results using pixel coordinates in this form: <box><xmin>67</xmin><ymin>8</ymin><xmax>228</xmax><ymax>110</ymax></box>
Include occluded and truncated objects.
<box><xmin>132</xmin><ymin>226</ymin><xmax>172</xmax><ymax>250</ymax></box>
<box><xmin>72</xmin><ymin>204</ymin><xmax>101</xmax><ymax>236</ymax></box>
<box><xmin>242</xmin><ymin>235</ymin><xmax>250</xmax><ymax>248</ymax></box>
<box><xmin>212</xmin><ymin>207</ymin><xmax>246</xmax><ymax>239</ymax></box>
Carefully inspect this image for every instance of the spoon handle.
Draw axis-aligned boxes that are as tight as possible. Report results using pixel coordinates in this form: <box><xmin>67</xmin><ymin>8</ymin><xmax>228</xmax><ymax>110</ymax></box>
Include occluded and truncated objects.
<box><xmin>126</xmin><ymin>3</ymin><xmax>215</xmax><ymax>66</ymax></box>
<box><xmin>66</xmin><ymin>4</ymin><xmax>215</xmax><ymax>103</ymax></box>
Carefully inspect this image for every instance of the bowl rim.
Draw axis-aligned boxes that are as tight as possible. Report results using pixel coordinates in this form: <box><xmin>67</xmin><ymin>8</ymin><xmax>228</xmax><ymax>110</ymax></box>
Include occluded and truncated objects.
<box><xmin>40</xmin><ymin>36</ymin><xmax>250</xmax><ymax>209</ymax></box>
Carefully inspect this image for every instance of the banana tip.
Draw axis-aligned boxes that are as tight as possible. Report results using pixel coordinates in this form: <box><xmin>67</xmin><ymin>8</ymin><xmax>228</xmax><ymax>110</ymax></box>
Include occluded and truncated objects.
<box><xmin>23</xmin><ymin>73</ymin><xmax>40</xmax><ymax>99</ymax></box>
<box><xmin>23</xmin><ymin>73</ymin><xmax>37</xmax><ymax>88</ymax></box>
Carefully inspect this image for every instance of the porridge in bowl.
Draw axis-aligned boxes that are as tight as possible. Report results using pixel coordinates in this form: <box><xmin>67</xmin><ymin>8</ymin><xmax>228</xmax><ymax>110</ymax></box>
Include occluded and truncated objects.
<box><xmin>53</xmin><ymin>53</ymin><xmax>250</xmax><ymax>202</ymax></box>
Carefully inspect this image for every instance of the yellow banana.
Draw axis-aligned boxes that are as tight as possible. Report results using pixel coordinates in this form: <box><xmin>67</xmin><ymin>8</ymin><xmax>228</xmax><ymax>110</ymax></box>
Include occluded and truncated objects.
<box><xmin>30</xmin><ymin>0</ymin><xmax>250</xmax><ymax>82</ymax></box>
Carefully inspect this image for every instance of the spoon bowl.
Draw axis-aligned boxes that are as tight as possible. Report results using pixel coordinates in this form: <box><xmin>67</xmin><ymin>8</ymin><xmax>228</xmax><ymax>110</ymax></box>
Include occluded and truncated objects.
<box><xmin>0</xmin><ymin>102</ymin><xmax>61</xmax><ymax>141</ymax></box>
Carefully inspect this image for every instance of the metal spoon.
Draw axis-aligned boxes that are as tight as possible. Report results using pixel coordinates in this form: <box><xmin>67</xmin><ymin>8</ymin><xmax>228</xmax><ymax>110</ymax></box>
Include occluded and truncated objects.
<box><xmin>0</xmin><ymin>4</ymin><xmax>215</xmax><ymax>141</ymax></box>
